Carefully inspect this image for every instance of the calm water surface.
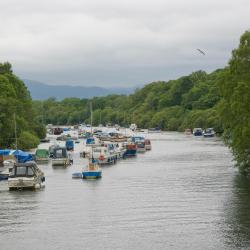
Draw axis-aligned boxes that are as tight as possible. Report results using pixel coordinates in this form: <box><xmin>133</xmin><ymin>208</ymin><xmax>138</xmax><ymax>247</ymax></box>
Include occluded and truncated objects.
<box><xmin>0</xmin><ymin>132</ymin><xmax>250</xmax><ymax>250</ymax></box>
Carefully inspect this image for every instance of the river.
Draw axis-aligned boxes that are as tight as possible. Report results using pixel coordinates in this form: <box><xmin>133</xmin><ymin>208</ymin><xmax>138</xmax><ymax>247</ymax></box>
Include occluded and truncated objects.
<box><xmin>0</xmin><ymin>132</ymin><xmax>250</xmax><ymax>250</ymax></box>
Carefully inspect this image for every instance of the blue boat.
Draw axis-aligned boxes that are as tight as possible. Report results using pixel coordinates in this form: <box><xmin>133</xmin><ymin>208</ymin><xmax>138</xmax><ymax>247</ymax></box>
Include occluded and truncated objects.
<box><xmin>82</xmin><ymin>158</ymin><xmax>102</xmax><ymax>179</ymax></box>
<box><xmin>66</xmin><ymin>139</ymin><xmax>74</xmax><ymax>151</ymax></box>
<box><xmin>193</xmin><ymin>128</ymin><xmax>203</xmax><ymax>136</ymax></box>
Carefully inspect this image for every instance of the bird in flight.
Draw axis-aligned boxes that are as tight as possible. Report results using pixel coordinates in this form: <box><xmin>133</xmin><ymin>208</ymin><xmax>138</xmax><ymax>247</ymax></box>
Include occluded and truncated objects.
<box><xmin>197</xmin><ymin>49</ymin><xmax>206</xmax><ymax>55</ymax></box>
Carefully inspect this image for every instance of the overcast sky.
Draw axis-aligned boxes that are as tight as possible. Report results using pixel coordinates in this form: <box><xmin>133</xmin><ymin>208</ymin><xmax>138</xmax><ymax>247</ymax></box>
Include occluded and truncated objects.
<box><xmin>0</xmin><ymin>0</ymin><xmax>249</xmax><ymax>87</ymax></box>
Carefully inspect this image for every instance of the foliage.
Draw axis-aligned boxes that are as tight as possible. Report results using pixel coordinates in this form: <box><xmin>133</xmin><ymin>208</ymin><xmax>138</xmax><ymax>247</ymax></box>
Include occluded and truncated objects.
<box><xmin>219</xmin><ymin>31</ymin><xmax>250</xmax><ymax>173</ymax></box>
<box><xmin>17</xmin><ymin>131</ymin><xmax>40</xmax><ymax>151</ymax></box>
<box><xmin>0</xmin><ymin>62</ymin><xmax>45</xmax><ymax>150</ymax></box>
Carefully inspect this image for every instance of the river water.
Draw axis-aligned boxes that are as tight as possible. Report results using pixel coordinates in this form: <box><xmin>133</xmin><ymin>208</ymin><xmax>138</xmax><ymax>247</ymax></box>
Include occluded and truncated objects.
<box><xmin>0</xmin><ymin>132</ymin><xmax>250</xmax><ymax>250</ymax></box>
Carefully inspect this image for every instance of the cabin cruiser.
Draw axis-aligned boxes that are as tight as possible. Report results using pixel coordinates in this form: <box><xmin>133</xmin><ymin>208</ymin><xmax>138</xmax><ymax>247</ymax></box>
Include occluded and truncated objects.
<box><xmin>203</xmin><ymin>128</ymin><xmax>215</xmax><ymax>137</ymax></box>
<box><xmin>52</xmin><ymin>147</ymin><xmax>71</xmax><ymax>166</ymax></box>
<box><xmin>193</xmin><ymin>128</ymin><xmax>203</xmax><ymax>136</ymax></box>
<box><xmin>92</xmin><ymin>144</ymin><xmax>118</xmax><ymax>164</ymax></box>
<box><xmin>8</xmin><ymin>161</ymin><xmax>45</xmax><ymax>190</ymax></box>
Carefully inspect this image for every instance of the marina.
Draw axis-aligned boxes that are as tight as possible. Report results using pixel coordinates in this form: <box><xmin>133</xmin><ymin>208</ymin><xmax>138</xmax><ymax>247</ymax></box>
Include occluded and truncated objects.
<box><xmin>0</xmin><ymin>130</ymin><xmax>249</xmax><ymax>249</ymax></box>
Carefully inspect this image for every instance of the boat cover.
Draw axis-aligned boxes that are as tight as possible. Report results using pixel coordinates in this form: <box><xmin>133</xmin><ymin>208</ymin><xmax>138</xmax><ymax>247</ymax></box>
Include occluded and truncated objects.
<box><xmin>36</xmin><ymin>149</ymin><xmax>49</xmax><ymax>158</ymax></box>
<box><xmin>0</xmin><ymin>149</ymin><xmax>11</xmax><ymax>156</ymax></box>
<box><xmin>12</xmin><ymin>150</ymin><xmax>33</xmax><ymax>163</ymax></box>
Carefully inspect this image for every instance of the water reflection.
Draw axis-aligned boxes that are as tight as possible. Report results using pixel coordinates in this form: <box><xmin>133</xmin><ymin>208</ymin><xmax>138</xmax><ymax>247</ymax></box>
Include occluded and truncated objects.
<box><xmin>223</xmin><ymin>174</ymin><xmax>250</xmax><ymax>249</ymax></box>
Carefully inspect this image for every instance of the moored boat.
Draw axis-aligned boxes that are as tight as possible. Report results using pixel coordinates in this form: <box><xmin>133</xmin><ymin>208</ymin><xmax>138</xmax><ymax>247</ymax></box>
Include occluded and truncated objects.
<box><xmin>124</xmin><ymin>143</ymin><xmax>137</xmax><ymax>157</ymax></box>
<box><xmin>145</xmin><ymin>139</ymin><xmax>152</xmax><ymax>150</ymax></box>
<box><xmin>148</xmin><ymin>127</ymin><xmax>161</xmax><ymax>133</ymax></box>
<box><xmin>35</xmin><ymin>149</ymin><xmax>49</xmax><ymax>163</ymax></box>
<box><xmin>203</xmin><ymin>128</ymin><xmax>215</xmax><ymax>137</ymax></box>
<box><xmin>82</xmin><ymin>154</ymin><xmax>102</xmax><ymax>179</ymax></box>
<box><xmin>66</xmin><ymin>139</ymin><xmax>74</xmax><ymax>151</ymax></box>
<box><xmin>193</xmin><ymin>128</ymin><xmax>203</xmax><ymax>136</ymax></box>
<box><xmin>8</xmin><ymin>161</ymin><xmax>45</xmax><ymax>190</ymax></box>
<box><xmin>52</xmin><ymin>147</ymin><xmax>71</xmax><ymax>166</ymax></box>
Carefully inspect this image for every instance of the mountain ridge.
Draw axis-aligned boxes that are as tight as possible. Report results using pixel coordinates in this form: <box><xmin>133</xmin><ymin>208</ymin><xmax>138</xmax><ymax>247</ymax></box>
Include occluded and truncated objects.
<box><xmin>24</xmin><ymin>79</ymin><xmax>135</xmax><ymax>100</ymax></box>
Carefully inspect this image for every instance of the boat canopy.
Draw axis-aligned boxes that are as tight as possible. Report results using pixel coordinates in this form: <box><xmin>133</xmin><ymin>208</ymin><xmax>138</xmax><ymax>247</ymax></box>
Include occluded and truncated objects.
<box><xmin>35</xmin><ymin>149</ymin><xmax>49</xmax><ymax>158</ymax></box>
<box><xmin>66</xmin><ymin>140</ymin><xmax>74</xmax><ymax>148</ymax></box>
<box><xmin>9</xmin><ymin>161</ymin><xmax>39</xmax><ymax>178</ymax></box>
<box><xmin>86</xmin><ymin>138</ymin><xmax>95</xmax><ymax>145</ymax></box>
<box><xmin>53</xmin><ymin>147</ymin><xmax>68</xmax><ymax>158</ymax></box>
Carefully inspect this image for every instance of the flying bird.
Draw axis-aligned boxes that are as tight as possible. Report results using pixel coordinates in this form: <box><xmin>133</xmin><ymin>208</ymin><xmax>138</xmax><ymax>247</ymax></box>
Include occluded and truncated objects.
<box><xmin>197</xmin><ymin>49</ymin><xmax>206</xmax><ymax>55</ymax></box>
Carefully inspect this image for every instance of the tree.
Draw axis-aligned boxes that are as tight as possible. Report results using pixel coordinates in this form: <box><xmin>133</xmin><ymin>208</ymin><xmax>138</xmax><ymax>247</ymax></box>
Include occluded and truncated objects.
<box><xmin>219</xmin><ymin>31</ymin><xmax>250</xmax><ymax>173</ymax></box>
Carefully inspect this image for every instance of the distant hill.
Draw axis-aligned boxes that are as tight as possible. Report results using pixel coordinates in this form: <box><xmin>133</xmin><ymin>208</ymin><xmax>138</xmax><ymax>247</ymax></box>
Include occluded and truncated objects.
<box><xmin>23</xmin><ymin>79</ymin><xmax>135</xmax><ymax>100</ymax></box>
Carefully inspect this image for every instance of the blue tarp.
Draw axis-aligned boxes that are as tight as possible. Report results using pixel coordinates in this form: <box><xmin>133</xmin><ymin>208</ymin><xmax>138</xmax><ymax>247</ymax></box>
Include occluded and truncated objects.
<box><xmin>66</xmin><ymin>140</ymin><xmax>74</xmax><ymax>149</ymax></box>
<box><xmin>0</xmin><ymin>149</ymin><xmax>11</xmax><ymax>156</ymax></box>
<box><xmin>86</xmin><ymin>138</ymin><xmax>95</xmax><ymax>145</ymax></box>
<box><xmin>12</xmin><ymin>150</ymin><xmax>33</xmax><ymax>163</ymax></box>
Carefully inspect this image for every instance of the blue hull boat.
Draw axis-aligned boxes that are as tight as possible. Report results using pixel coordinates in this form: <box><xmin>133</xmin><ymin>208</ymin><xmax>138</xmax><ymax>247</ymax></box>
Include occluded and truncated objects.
<box><xmin>82</xmin><ymin>170</ymin><xmax>102</xmax><ymax>179</ymax></box>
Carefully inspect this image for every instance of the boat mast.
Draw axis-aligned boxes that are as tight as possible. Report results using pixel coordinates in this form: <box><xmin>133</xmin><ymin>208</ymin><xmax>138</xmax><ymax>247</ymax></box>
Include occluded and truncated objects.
<box><xmin>14</xmin><ymin>113</ymin><xmax>17</xmax><ymax>149</ymax></box>
<box><xmin>90</xmin><ymin>102</ymin><xmax>93</xmax><ymax>133</ymax></box>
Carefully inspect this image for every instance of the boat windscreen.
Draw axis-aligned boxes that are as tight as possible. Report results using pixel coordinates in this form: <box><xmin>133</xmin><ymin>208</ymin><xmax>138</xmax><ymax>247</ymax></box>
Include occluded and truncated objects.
<box><xmin>15</xmin><ymin>166</ymin><xmax>27</xmax><ymax>177</ymax></box>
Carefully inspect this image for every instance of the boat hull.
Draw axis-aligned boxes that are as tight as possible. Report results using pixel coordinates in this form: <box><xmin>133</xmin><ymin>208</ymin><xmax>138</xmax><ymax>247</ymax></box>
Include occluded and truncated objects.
<box><xmin>8</xmin><ymin>177</ymin><xmax>44</xmax><ymax>190</ymax></box>
<box><xmin>52</xmin><ymin>158</ymin><xmax>69</xmax><ymax>166</ymax></box>
<box><xmin>124</xmin><ymin>149</ymin><xmax>137</xmax><ymax>157</ymax></box>
<box><xmin>82</xmin><ymin>171</ymin><xmax>102</xmax><ymax>179</ymax></box>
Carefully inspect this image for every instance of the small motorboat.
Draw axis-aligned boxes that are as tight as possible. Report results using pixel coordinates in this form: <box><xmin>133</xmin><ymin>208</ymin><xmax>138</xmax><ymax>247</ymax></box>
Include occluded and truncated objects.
<box><xmin>52</xmin><ymin>147</ymin><xmax>71</xmax><ymax>166</ymax></box>
<box><xmin>193</xmin><ymin>128</ymin><xmax>203</xmax><ymax>136</ymax></box>
<box><xmin>8</xmin><ymin>161</ymin><xmax>45</xmax><ymax>190</ymax></box>
<box><xmin>82</xmin><ymin>158</ymin><xmax>102</xmax><ymax>179</ymax></box>
<box><xmin>148</xmin><ymin>127</ymin><xmax>161</xmax><ymax>133</ymax></box>
<box><xmin>124</xmin><ymin>143</ymin><xmax>137</xmax><ymax>157</ymax></box>
<box><xmin>203</xmin><ymin>128</ymin><xmax>215</xmax><ymax>137</ymax></box>
<box><xmin>145</xmin><ymin>139</ymin><xmax>151</xmax><ymax>150</ymax></box>
<box><xmin>72</xmin><ymin>172</ymin><xmax>83</xmax><ymax>179</ymax></box>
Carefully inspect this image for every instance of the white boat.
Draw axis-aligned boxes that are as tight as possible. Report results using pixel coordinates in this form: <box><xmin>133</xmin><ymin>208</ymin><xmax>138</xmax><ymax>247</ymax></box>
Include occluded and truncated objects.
<box><xmin>8</xmin><ymin>161</ymin><xmax>45</xmax><ymax>190</ymax></box>
<box><xmin>130</xmin><ymin>123</ymin><xmax>137</xmax><ymax>131</ymax></box>
<box><xmin>92</xmin><ymin>144</ymin><xmax>118</xmax><ymax>164</ymax></box>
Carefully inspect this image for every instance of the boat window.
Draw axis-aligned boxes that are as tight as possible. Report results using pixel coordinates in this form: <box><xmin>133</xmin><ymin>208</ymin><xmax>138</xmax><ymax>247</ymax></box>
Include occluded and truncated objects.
<box><xmin>27</xmin><ymin>167</ymin><xmax>35</xmax><ymax>177</ymax></box>
<box><xmin>15</xmin><ymin>166</ymin><xmax>27</xmax><ymax>176</ymax></box>
<box><xmin>55</xmin><ymin>149</ymin><xmax>63</xmax><ymax>158</ymax></box>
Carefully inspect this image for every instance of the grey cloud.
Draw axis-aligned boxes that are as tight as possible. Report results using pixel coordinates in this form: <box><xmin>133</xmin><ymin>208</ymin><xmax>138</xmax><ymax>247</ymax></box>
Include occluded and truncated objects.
<box><xmin>0</xmin><ymin>0</ymin><xmax>250</xmax><ymax>87</ymax></box>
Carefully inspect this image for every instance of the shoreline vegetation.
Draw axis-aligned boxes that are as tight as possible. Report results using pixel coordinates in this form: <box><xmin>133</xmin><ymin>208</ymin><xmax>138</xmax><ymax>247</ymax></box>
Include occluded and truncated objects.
<box><xmin>0</xmin><ymin>31</ymin><xmax>249</xmax><ymax>172</ymax></box>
